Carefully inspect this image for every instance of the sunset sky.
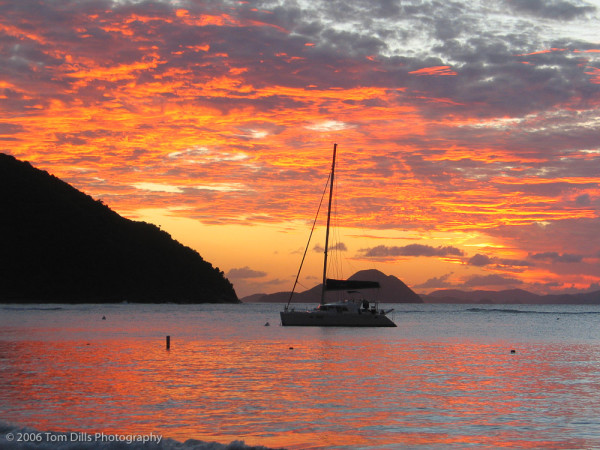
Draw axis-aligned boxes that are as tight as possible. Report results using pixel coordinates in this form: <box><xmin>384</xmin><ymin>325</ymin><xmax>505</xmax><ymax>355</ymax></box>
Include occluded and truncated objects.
<box><xmin>2</xmin><ymin>0</ymin><xmax>600</xmax><ymax>298</ymax></box>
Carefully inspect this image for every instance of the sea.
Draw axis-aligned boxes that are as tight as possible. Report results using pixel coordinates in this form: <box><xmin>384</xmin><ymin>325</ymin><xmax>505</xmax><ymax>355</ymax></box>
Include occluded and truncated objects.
<box><xmin>1</xmin><ymin>302</ymin><xmax>600</xmax><ymax>450</ymax></box>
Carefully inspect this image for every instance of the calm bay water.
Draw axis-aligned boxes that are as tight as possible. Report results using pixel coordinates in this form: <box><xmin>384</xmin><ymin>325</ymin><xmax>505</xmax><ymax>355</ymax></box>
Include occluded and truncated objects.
<box><xmin>1</xmin><ymin>302</ymin><xmax>600</xmax><ymax>449</ymax></box>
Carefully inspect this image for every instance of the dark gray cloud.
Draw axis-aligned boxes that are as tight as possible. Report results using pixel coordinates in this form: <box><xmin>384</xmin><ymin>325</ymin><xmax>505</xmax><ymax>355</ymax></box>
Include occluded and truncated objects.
<box><xmin>530</xmin><ymin>251</ymin><xmax>584</xmax><ymax>263</ymax></box>
<box><xmin>465</xmin><ymin>274</ymin><xmax>524</xmax><ymax>287</ymax></box>
<box><xmin>226</xmin><ymin>266</ymin><xmax>267</xmax><ymax>278</ymax></box>
<box><xmin>468</xmin><ymin>253</ymin><xmax>534</xmax><ymax>267</ymax></box>
<box><xmin>505</xmin><ymin>0</ymin><xmax>596</xmax><ymax>20</ymax></box>
<box><xmin>469</xmin><ymin>254</ymin><xmax>493</xmax><ymax>266</ymax></box>
<box><xmin>359</xmin><ymin>244</ymin><xmax>464</xmax><ymax>258</ymax></box>
<box><xmin>2</xmin><ymin>0</ymin><xmax>598</xmax><ymax>122</ymax></box>
<box><xmin>0</xmin><ymin>123</ymin><xmax>25</xmax><ymax>135</ymax></box>
<box><xmin>576</xmin><ymin>193</ymin><xmax>592</xmax><ymax>206</ymax></box>
<box><xmin>415</xmin><ymin>272</ymin><xmax>454</xmax><ymax>289</ymax></box>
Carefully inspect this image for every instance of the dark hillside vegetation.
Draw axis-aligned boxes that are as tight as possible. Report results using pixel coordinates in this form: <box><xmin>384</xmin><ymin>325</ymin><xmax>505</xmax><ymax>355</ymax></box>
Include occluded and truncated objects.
<box><xmin>0</xmin><ymin>153</ymin><xmax>238</xmax><ymax>303</ymax></box>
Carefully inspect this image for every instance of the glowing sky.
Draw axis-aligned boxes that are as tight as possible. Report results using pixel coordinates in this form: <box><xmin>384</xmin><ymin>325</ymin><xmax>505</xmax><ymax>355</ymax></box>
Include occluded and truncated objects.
<box><xmin>2</xmin><ymin>0</ymin><xmax>600</xmax><ymax>298</ymax></box>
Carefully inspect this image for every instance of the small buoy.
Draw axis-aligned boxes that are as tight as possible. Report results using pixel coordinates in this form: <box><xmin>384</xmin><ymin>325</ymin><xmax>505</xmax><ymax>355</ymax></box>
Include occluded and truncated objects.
<box><xmin>265</xmin><ymin>322</ymin><xmax>270</xmax><ymax>326</ymax></box>
<box><xmin>102</xmin><ymin>316</ymin><xmax>106</xmax><ymax>320</ymax></box>
<box><xmin>510</xmin><ymin>349</ymin><xmax>516</xmax><ymax>354</ymax></box>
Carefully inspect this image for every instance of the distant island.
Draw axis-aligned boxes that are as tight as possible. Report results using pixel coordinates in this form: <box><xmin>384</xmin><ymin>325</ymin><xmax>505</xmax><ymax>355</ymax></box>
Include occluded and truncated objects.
<box><xmin>421</xmin><ymin>288</ymin><xmax>600</xmax><ymax>305</ymax></box>
<box><xmin>0</xmin><ymin>153</ymin><xmax>238</xmax><ymax>303</ymax></box>
<box><xmin>242</xmin><ymin>269</ymin><xmax>600</xmax><ymax>305</ymax></box>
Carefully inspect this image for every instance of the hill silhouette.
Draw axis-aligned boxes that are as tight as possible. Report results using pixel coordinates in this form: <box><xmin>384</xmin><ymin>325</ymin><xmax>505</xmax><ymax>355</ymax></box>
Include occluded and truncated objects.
<box><xmin>422</xmin><ymin>288</ymin><xmax>600</xmax><ymax>304</ymax></box>
<box><xmin>242</xmin><ymin>271</ymin><xmax>600</xmax><ymax>305</ymax></box>
<box><xmin>0</xmin><ymin>153</ymin><xmax>238</xmax><ymax>303</ymax></box>
<box><xmin>241</xmin><ymin>269</ymin><xmax>422</xmax><ymax>303</ymax></box>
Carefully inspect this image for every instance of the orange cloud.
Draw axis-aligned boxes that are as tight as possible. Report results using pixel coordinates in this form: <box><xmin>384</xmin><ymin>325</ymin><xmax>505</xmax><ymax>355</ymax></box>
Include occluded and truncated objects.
<box><xmin>409</xmin><ymin>66</ymin><xmax>457</xmax><ymax>76</ymax></box>
<box><xmin>1</xmin><ymin>0</ymin><xmax>599</xmax><ymax>296</ymax></box>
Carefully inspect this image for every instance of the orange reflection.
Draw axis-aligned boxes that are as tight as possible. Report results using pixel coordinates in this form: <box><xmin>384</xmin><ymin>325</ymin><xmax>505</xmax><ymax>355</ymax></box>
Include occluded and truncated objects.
<box><xmin>2</xmin><ymin>337</ymin><xmax>599</xmax><ymax>449</ymax></box>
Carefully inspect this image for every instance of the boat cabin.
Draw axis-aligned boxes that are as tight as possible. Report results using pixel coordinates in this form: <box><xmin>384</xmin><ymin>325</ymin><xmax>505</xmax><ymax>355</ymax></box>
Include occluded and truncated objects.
<box><xmin>317</xmin><ymin>299</ymin><xmax>380</xmax><ymax>314</ymax></box>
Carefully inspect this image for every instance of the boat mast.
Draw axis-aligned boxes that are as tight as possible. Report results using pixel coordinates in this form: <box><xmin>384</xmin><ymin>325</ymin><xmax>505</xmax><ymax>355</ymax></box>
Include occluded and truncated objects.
<box><xmin>321</xmin><ymin>143</ymin><xmax>337</xmax><ymax>304</ymax></box>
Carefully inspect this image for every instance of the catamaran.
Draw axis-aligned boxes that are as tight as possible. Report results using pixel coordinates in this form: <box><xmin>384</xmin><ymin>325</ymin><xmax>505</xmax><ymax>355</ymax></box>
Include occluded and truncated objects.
<box><xmin>280</xmin><ymin>144</ymin><xmax>397</xmax><ymax>327</ymax></box>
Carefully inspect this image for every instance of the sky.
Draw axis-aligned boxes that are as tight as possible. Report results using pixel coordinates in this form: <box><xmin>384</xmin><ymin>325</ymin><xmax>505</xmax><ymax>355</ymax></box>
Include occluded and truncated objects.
<box><xmin>1</xmin><ymin>0</ymin><xmax>600</xmax><ymax>298</ymax></box>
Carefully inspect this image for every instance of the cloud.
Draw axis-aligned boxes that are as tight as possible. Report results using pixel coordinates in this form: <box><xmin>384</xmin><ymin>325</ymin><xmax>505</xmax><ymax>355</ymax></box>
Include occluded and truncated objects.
<box><xmin>505</xmin><ymin>0</ymin><xmax>596</xmax><ymax>20</ymax></box>
<box><xmin>133</xmin><ymin>182</ymin><xmax>183</xmax><ymax>194</ymax></box>
<box><xmin>0</xmin><ymin>123</ymin><xmax>25</xmax><ymax>135</ymax></box>
<box><xmin>488</xmin><ymin>218</ymin><xmax>600</xmax><ymax>257</ymax></box>
<box><xmin>226</xmin><ymin>266</ymin><xmax>267</xmax><ymax>279</ymax></box>
<box><xmin>468</xmin><ymin>254</ymin><xmax>493</xmax><ymax>266</ymax></box>
<box><xmin>576</xmin><ymin>193</ymin><xmax>592</xmax><ymax>206</ymax></box>
<box><xmin>359</xmin><ymin>244</ymin><xmax>464</xmax><ymax>258</ymax></box>
<box><xmin>1</xmin><ymin>0</ymin><xmax>600</xmax><ymax>295</ymax></box>
<box><xmin>313</xmin><ymin>242</ymin><xmax>348</xmax><ymax>253</ymax></box>
<box><xmin>409</xmin><ymin>66</ymin><xmax>457</xmax><ymax>76</ymax></box>
<box><xmin>306</xmin><ymin>120</ymin><xmax>352</xmax><ymax>132</ymax></box>
<box><xmin>464</xmin><ymin>274</ymin><xmax>524</xmax><ymax>287</ymax></box>
<box><xmin>468</xmin><ymin>253</ymin><xmax>534</xmax><ymax>267</ymax></box>
<box><xmin>530</xmin><ymin>252</ymin><xmax>584</xmax><ymax>263</ymax></box>
<box><xmin>415</xmin><ymin>273</ymin><xmax>454</xmax><ymax>289</ymax></box>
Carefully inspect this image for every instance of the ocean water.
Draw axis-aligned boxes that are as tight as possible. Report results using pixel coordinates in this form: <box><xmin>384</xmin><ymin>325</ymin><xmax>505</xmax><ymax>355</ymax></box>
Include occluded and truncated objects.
<box><xmin>1</xmin><ymin>302</ymin><xmax>600</xmax><ymax>449</ymax></box>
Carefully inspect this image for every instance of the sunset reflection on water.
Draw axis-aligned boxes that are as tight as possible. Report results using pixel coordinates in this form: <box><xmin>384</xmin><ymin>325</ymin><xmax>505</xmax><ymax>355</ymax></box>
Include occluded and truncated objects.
<box><xmin>1</xmin><ymin>304</ymin><xmax>600</xmax><ymax>449</ymax></box>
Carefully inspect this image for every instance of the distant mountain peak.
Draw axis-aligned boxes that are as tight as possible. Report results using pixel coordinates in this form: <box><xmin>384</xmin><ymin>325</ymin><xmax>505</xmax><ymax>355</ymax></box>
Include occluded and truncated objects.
<box><xmin>242</xmin><ymin>269</ymin><xmax>422</xmax><ymax>303</ymax></box>
<box><xmin>350</xmin><ymin>269</ymin><xmax>387</xmax><ymax>279</ymax></box>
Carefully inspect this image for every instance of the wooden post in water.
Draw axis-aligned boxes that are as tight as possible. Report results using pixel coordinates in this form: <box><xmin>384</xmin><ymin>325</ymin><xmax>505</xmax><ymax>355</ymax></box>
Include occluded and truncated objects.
<box><xmin>166</xmin><ymin>335</ymin><xmax>170</xmax><ymax>350</ymax></box>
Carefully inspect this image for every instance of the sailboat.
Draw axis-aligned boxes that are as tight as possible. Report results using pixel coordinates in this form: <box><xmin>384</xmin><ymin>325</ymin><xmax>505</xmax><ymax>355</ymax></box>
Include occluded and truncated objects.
<box><xmin>280</xmin><ymin>144</ymin><xmax>397</xmax><ymax>327</ymax></box>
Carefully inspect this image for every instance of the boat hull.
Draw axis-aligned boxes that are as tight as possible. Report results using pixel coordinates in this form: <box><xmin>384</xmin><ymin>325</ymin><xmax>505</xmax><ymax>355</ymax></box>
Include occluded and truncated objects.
<box><xmin>280</xmin><ymin>310</ymin><xmax>396</xmax><ymax>327</ymax></box>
